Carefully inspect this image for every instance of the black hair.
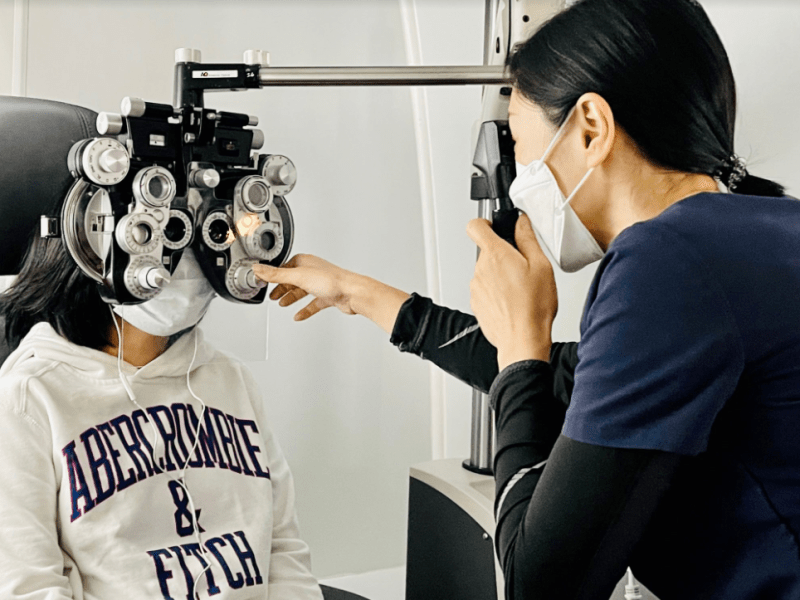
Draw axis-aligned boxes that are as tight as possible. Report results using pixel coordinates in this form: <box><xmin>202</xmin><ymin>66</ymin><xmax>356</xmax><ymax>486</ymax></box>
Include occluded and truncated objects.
<box><xmin>1</xmin><ymin>201</ymin><xmax>193</xmax><ymax>355</ymax></box>
<box><xmin>508</xmin><ymin>0</ymin><xmax>785</xmax><ymax>198</ymax></box>
<box><xmin>0</xmin><ymin>219</ymin><xmax>115</xmax><ymax>352</ymax></box>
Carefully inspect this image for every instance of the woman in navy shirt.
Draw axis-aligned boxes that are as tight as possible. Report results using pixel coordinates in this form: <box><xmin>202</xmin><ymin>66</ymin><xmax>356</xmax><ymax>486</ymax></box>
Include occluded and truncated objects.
<box><xmin>255</xmin><ymin>0</ymin><xmax>800</xmax><ymax>597</ymax></box>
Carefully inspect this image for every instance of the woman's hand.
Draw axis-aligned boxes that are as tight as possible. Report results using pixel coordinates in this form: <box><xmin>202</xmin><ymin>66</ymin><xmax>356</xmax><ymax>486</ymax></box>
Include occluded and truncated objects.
<box><xmin>467</xmin><ymin>213</ymin><xmax>558</xmax><ymax>371</ymax></box>
<box><xmin>253</xmin><ymin>254</ymin><xmax>359</xmax><ymax>321</ymax></box>
<box><xmin>253</xmin><ymin>254</ymin><xmax>411</xmax><ymax>333</ymax></box>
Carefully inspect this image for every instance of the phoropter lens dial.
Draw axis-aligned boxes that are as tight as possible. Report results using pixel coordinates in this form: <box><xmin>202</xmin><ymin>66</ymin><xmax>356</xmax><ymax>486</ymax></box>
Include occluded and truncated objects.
<box><xmin>133</xmin><ymin>166</ymin><xmax>177</xmax><ymax>208</ymax></box>
<box><xmin>241</xmin><ymin>221</ymin><xmax>284</xmax><ymax>261</ymax></box>
<box><xmin>202</xmin><ymin>212</ymin><xmax>235</xmax><ymax>252</ymax></box>
<box><xmin>115</xmin><ymin>212</ymin><xmax>162</xmax><ymax>255</ymax></box>
<box><xmin>78</xmin><ymin>138</ymin><xmax>131</xmax><ymax>186</ymax></box>
<box><xmin>234</xmin><ymin>175</ymin><xmax>273</xmax><ymax>213</ymax></box>
<box><xmin>162</xmin><ymin>209</ymin><xmax>194</xmax><ymax>250</ymax></box>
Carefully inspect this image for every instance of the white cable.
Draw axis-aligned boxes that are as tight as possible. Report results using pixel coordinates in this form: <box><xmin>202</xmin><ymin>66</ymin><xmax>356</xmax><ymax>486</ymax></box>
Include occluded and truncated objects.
<box><xmin>110</xmin><ymin>306</ymin><xmax>162</xmax><ymax>471</ymax></box>
<box><xmin>110</xmin><ymin>307</ymin><xmax>210</xmax><ymax>598</ymax></box>
<box><xmin>182</xmin><ymin>333</ymin><xmax>212</xmax><ymax>600</ymax></box>
<box><xmin>399</xmin><ymin>0</ymin><xmax>447</xmax><ymax>461</ymax></box>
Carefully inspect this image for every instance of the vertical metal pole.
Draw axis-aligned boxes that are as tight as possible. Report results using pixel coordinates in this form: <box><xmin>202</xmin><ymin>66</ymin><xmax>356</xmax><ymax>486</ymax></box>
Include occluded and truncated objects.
<box><xmin>466</xmin><ymin>201</ymin><xmax>498</xmax><ymax>474</ymax></box>
<box><xmin>465</xmin><ymin>0</ymin><xmax>502</xmax><ymax>475</ymax></box>
<box><xmin>11</xmin><ymin>0</ymin><xmax>29</xmax><ymax>97</ymax></box>
<box><xmin>483</xmin><ymin>0</ymin><xmax>499</xmax><ymax>64</ymax></box>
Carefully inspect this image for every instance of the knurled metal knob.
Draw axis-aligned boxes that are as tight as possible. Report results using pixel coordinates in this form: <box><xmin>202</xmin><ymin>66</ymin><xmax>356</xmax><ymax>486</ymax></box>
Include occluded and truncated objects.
<box><xmin>120</xmin><ymin>97</ymin><xmax>146</xmax><ymax>118</ymax></box>
<box><xmin>80</xmin><ymin>138</ymin><xmax>130</xmax><ymax>186</ymax></box>
<box><xmin>262</xmin><ymin>155</ymin><xmax>297</xmax><ymax>196</ymax></box>
<box><xmin>234</xmin><ymin>266</ymin><xmax>259</xmax><ymax>291</ymax></box>
<box><xmin>137</xmin><ymin>266</ymin><xmax>171</xmax><ymax>290</ymax></box>
<box><xmin>190</xmin><ymin>168</ymin><xmax>221</xmax><ymax>189</ymax></box>
<box><xmin>98</xmin><ymin>148</ymin><xmax>129</xmax><ymax>174</ymax></box>
<box><xmin>175</xmin><ymin>48</ymin><xmax>202</xmax><ymax>64</ymax></box>
<box><xmin>97</xmin><ymin>112</ymin><xmax>125</xmax><ymax>136</ymax></box>
<box><xmin>251</xmin><ymin>129</ymin><xmax>265</xmax><ymax>151</ymax></box>
<box><xmin>243</xmin><ymin>49</ymin><xmax>270</xmax><ymax>67</ymax></box>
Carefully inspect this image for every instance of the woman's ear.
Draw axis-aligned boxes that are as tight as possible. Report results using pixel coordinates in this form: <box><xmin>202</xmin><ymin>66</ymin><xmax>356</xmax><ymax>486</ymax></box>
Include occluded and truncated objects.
<box><xmin>576</xmin><ymin>92</ymin><xmax>615</xmax><ymax>168</ymax></box>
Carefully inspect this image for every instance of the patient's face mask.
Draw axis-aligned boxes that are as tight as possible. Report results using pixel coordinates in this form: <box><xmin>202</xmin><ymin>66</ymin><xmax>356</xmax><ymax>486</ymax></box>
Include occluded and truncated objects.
<box><xmin>509</xmin><ymin>106</ymin><xmax>604</xmax><ymax>273</ymax></box>
<box><xmin>113</xmin><ymin>248</ymin><xmax>216</xmax><ymax>336</ymax></box>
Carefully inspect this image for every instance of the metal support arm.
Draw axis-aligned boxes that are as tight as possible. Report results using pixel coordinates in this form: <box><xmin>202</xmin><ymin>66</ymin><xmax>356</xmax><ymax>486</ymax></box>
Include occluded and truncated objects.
<box><xmin>171</xmin><ymin>0</ymin><xmax>563</xmax><ymax>475</ymax></box>
<box><xmin>257</xmin><ymin>65</ymin><xmax>508</xmax><ymax>87</ymax></box>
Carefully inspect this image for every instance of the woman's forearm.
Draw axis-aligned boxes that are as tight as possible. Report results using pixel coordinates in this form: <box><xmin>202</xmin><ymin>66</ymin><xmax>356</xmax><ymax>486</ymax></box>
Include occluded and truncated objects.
<box><xmin>347</xmin><ymin>274</ymin><xmax>410</xmax><ymax>335</ymax></box>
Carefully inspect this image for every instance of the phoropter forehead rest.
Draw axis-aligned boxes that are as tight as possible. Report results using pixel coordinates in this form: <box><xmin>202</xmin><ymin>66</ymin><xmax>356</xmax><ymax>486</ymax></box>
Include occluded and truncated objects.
<box><xmin>0</xmin><ymin>96</ymin><xmax>99</xmax><ymax>275</ymax></box>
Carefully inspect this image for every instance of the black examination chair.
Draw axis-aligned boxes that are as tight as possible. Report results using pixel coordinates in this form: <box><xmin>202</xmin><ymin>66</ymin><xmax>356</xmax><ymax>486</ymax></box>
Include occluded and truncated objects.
<box><xmin>0</xmin><ymin>96</ymin><xmax>369</xmax><ymax>600</ymax></box>
<box><xmin>0</xmin><ymin>96</ymin><xmax>98</xmax><ymax>367</ymax></box>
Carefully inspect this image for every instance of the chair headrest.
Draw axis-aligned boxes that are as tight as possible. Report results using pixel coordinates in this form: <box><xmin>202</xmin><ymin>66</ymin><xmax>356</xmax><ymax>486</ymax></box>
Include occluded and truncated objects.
<box><xmin>0</xmin><ymin>96</ymin><xmax>98</xmax><ymax>275</ymax></box>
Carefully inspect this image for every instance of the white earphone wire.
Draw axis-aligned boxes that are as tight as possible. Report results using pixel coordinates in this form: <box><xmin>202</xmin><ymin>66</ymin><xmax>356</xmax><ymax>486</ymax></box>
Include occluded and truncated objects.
<box><xmin>110</xmin><ymin>306</ymin><xmax>210</xmax><ymax>598</ymax></box>
<box><xmin>110</xmin><ymin>305</ymin><xmax>163</xmax><ymax>473</ymax></box>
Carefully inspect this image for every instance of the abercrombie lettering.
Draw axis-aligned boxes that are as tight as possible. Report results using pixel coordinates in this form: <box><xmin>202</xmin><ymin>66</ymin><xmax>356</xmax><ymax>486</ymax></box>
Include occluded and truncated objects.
<box><xmin>0</xmin><ymin>322</ymin><xmax>323</xmax><ymax>599</ymax></box>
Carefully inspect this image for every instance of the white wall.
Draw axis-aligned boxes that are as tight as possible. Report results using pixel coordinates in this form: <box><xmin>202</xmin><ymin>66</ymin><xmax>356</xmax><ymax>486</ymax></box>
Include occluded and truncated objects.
<box><xmin>703</xmin><ymin>0</ymin><xmax>800</xmax><ymax>196</ymax></box>
<box><xmin>19</xmin><ymin>0</ymin><xmax>432</xmax><ymax>578</ymax></box>
<box><xmin>6</xmin><ymin>0</ymin><xmax>800</xmax><ymax>583</ymax></box>
<box><xmin>399</xmin><ymin>0</ymin><xmax>485</xmax><ymax>461</ymax></box>
<box><xmin>410</xmin><ymin>1</ymin><xmax>601</xmax><ymax>459</ymax></box>
<box><xmin>406</xmin><ymin>0</ymin><xmax>600</xmax><ymax>461</ymax></box>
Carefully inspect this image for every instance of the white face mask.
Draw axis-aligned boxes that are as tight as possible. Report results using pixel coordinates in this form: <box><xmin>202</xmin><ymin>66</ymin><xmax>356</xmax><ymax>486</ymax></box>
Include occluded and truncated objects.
<box><xmin>113</xmin><ymin>248</ymin><xmax>216</xmax><ymax>336</ymax></box>
<box><xmin>509</xmin><ymin>106</ymin><xmax>605</xmax><ymax>273</ymax></box>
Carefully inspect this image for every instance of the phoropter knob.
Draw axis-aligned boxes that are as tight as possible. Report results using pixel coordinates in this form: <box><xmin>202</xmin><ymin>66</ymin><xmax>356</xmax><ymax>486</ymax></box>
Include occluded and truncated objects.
<box><xmin>78</xmin><ymin>138</ymin><xmax>130</xmax><ymax>186</ymax></box>
<box><xmin>99</xmin><ymin>148</ymin><xmax>129</xmax><ymax>175</ymax></box>
<box><xmin>175</xmin><ymin>48</ymin><xmax>202</xmax><ymax>64</ymax></box>
<box><xmin>251</xmin><ymin>129</ymin><xmax>265</xmax><ymax>151</ymax></box>
<box><xmin>120</xmin><ymin>97</ymin><xmax>147</xmax><ymax>118</ymax></box>
<box><xmin>234</xmin><ymin>265</ymin><xmax>260</xmax><ymax>293</ymax></box>
<box><xmin>137</xmin><ymin>266</ymin><xmax>171</xmax><ymax>291</ymax></box>
<box><xmin>243</xmin><ymin>49</ymin><xmax>270</xmax><ymax>67</ymax></box>
<box><xmin>261</xmin><ymin>155</ymin><xmax>297</xmax><ymax>196</ymax></box>
<box><xmin>189</xmin><ymin>168</ymin><xmax>221</xmax><ymax>189</ymax></box>
<box><xmin>97</xmin><ymin>112</ymin><xmax>125</xmax><ymax>136</ymax></box>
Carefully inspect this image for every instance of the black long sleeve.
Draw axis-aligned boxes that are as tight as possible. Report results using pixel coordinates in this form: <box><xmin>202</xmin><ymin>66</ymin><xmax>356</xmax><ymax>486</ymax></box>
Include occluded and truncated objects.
<box><xmin>390</xmin><ymin>294</ymin><xmax>683</xmax><ymax>599</ymax></box>
<box><xmin>389</xmin><ymin>293</ymin><xmax>577</xmax><ymax>403</ymax></box>
<box><xmin>490</xmin><ymin>361</ymin><xmax>682</xmax><ymax>600</ymax></box>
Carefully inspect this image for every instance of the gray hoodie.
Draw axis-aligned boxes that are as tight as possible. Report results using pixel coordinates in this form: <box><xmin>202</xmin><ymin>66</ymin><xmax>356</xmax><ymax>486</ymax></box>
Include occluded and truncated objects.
<box><xmin>0</xmin><ymin>322</ymin><xmax>322</xmax><ymax>600</ymax></box>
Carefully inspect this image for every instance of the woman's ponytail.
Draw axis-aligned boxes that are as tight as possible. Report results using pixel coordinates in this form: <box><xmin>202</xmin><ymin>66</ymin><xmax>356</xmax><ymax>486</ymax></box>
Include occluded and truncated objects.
<box><xmin>713</xmin><ymin>155</ymin><xmax>785</xmax><ymax>197</ymax></box>
<box><xmin>726</xmin><ymin>173</ymin><xmax>785</xmax><ymax>198</ymax></box>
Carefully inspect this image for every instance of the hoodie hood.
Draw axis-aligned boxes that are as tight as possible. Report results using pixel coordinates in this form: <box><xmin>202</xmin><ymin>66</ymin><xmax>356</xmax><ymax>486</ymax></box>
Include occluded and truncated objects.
<box><xmin>0</xmin><ymin>321</ymin><xmax>219</xmax><ymax>382</ymax></box>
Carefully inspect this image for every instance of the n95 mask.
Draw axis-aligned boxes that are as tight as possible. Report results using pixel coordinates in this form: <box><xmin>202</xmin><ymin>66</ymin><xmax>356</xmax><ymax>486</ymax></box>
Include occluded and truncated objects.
<box><xmin>113</xmin><ymin>248</ymin><xmax>216</xmax><ymax>336</ymax></box>
<box><xmin>509</xmin><ymin>107</ymin><xmax>604</xmax><ymax>273</ymax></box>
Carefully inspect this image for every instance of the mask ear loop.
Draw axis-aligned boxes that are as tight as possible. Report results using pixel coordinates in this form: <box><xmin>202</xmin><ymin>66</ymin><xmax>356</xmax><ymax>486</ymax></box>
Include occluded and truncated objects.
<box><xmin>558</xmin><ymin>167</ymin><xmax>596</xmax><ymax>212</ymax></box>
<box><xmin>110</xmin><ymin>306</ymin><xmax>210</xmax><ymax>599</ymax></box>
<box><xmin>541</xmin><ymin>106</ymin><xmax>596</xmax><ymax>213</ymax></box>
<box><xmin>541</xmin><ymin>105</ymin><xmax>577</xmax><ymax>164</ymax></box>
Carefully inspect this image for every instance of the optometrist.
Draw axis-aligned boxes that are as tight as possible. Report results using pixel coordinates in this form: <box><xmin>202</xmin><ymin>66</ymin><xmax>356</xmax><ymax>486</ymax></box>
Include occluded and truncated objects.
<box><xmin>254</xmin><ymin>0</ymin><xmax>800</xmax><ymax>598</ymax></box>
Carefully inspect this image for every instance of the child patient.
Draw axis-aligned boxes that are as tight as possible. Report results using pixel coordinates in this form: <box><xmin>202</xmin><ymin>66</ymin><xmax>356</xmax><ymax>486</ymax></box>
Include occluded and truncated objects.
<box><xmin>0</xmin><ymin>218</ymin><xmax>323</xmax><ymax>599</ymax></box>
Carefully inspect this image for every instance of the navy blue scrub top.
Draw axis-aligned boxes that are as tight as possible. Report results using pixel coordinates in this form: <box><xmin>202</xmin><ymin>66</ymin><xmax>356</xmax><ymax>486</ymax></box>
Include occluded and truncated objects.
<box><xmin>563</xmin><ymin>192</ymin><xmax>800</xmax><ymax>596</ymax></box>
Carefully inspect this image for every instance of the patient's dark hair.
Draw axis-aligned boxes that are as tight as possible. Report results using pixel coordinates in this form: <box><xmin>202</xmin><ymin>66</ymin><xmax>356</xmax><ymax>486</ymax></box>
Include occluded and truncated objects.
<box><xmin>0</xmin><ymin>201</ymin><xmax>114</xmax><ymax>352</ymax></box>
<box><xmin>508</xmin><ymin>0</ymin><xmax>784</xmax><ymax>197</ymax></box>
